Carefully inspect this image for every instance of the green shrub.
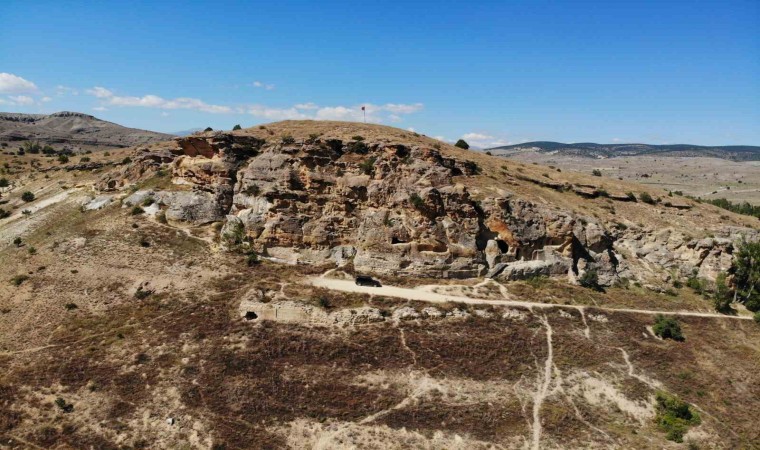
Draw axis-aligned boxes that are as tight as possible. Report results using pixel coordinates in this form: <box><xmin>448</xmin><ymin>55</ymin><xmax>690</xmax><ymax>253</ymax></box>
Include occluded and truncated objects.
<box><xmin>713</xmin><ymin>273</ymin><xmax>733</xmax><ymax>313</ymax></box>
<box><xmin>653</xmin><ymin>315</ymin><xmax>684</xmax><ymax>341</ymax></box>
<box><xmin>359</xmin><ymin>157</ymin><xmax>376</xmax><ymax>175</ymax></box>
<box><xmin>591</xmin><ymin>169</ymin><xmax>602</xmax><ymax>176</ymax></box>
<box><xmin>204</xmin><ymin>127</ymin><xmax>213</xmax><ymax>132</ymax></box>
<box><xmin>732</xmin><ymin>240</ymin><xmax>760</xmax><ymax>312</ymax></box>
<box><xmin>351</xmin><ymin>135</ymin><xmax>364</xmax><ymax>141</ymax></box>
<box><xmin>57</xmin><ymin>154</ymin><xmax>69</xmax><ymax>163</ymax></box>
<box><xmin>13</xmin><ymin>237</ymin><xmax>22</xmax><ymax>247</ymax></box>
<box><xmin>122</xmin><ymin>157</ymin><xmax>132</xmax><ymax>164</ymax></box>
<box><xmin>131</xmin><ymin>206</ymin><xmax>144</xmax><ymax>215</ymax></box>
<box><xmin>232</xmin><ymin>124</ymin><xmax>242</xmax><ymax>130</ymax></box>
<box><xmin>80</xmin><ymin>156</ymin><xmax>91</xmax><ymax>163</ymax></box>
<box><xmin>625</xmin><ymin>191</ymin><xmax>637</xmax><ymax>201</ymax></box>
<box><xmin>21</xmin><ymin>191</ymin><xmax>35</xmax><ymax>202</ymax></box>
<box><xmin>142</xmin><ymin>197</ymin><xmax>155</xmax><ymax>207</ymax></box>
<box><xmin>243</xmin><ymin>184</ymin><xmax>261</xmax><ymax>196</ymax></box>
<box><xmin>640</xmin><ymin>192</ymin><xmax>656</xmax><ymax>204</ymax></box>
<box><xmin>0</xmin><ymin>177</ymin><xmax>8</xmax><ymax>187</ymax></box>
<box><xmin>754</xmin><ymin>311</ymin><xmax>760</xmax><ymax>325</ymax></box>
<box><xmin>134</xmin><ymin>287</ymin><xmax>153</xmax><ymax>299</ymax></box>
<box><xmin>454</xmin><ymin>139</ymin><xmax>469</xmax><ymax>149</ymax></box>
<box><xmin>281</xmin><ymin>135</ymin><xmax>295</xmax><ymax>145</ymax></box>
<box><xmin>55</xmin><ymin>397</ymin><xmax>74</xmax><ymax>413</ymax></box>
<box><xmin>654</xmin><ymin>391</ymin><xmax>700</xmax><ymax>442</ymax></box>
<box><xmin>245</xmin><ymin>252</ymin><xmax>260</xmax><ymax>267</ymax></box>
<box><xmin>686</xmin><ymin>275</ymin><xmax>705</xmax><ymax>294</ymax></box>
<box><xmin>409</xmin><ymin>193</ymin><xmax>424</xmax><ymax>209</ymax></box>
<box><xmin>10</xmin><ymin>275</ymin><xmax>29</xmax><ymax>286</ymax></box>
<box><xmin>579</xmin><ymin>268</ymin><xmax>603</xmax><ymax>291</ymax></box>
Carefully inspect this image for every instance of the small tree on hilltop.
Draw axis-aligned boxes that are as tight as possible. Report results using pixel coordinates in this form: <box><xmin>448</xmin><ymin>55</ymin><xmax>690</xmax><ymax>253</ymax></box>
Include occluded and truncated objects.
<box><xmin>232</xmin><ymin>124</ymin><xmax>242</xmax><ymax>130</ymax></box>
<box><xmin>455</xmin><ymin>139</ymin><xmax>469</xmax><ymax>150</ymax></box>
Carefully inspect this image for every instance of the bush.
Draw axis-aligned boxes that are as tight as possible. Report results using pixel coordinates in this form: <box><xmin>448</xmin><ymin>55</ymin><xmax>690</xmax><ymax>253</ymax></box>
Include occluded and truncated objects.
<box><xmin>591</xmin><ymin>169</ymin><xmax>602</xmax><ymax>176</ymax></box>
<box><xmin>64</xmin><ymin>303</ymin><xmax>78</xmax><ymax>311</ymax></box>
<box><xmin>131</xmin><ymin>206</ymin><xmax>144</xmax><ymax>215</ymax></box>
<box><xmin>640</xmin><ymin>192</ymin><xmax>656</xmax><ymax>204</ymax></box>
<box><xmin>204</xmin><ymin>127</ymin><xmax>213</xmax><ymax>132</ymax></box>
<box><xmin>625</xmin><ymin>192</ymin><xmax>637</xmax><ymax>201</ymax></box>
<box><xmin>245</xmin><ymin>252</ymin><xmax>260</xmax><ymax>267</ymax></box>
<box><xmin>122</xmin><ymin>157</ymin><xmax>132</xmax><ymax>164</ymax></box>
<box><xmin>55</xmin><ymin>397</ymin><xmax>74</xmax><ymax>413</ymax></box>
<box><xmin>21</xmin><ymin>191</ymin><xmax>35</xmax><ymax>202</ymax></box>
<box><xmin>409</xmin><ymin>193</ymin><xmax>424</xmax><ymax>209</ymax></box>
<box><xmin>732</xmin><ymin>240</ymin><xmax>760</xmax><ymax>312</ymax></box>
<box><xmin>713</xmin><ymin>273</ymin><xmax>733</xmax><ymax>313</ymax></box>
<box><xmin>653</xmin><ymin>315</ymin><xmax>684</xmax><ymax>341</ymax></box>
<box><xmin>654</xmin><ymin>391</ymin><xmax>700</xmax><ymax>442</ymax></box>
<box><xmin>281</xmin><ymin>135</ymin><xmax>295</xmax><ymax>145</ymax></box>
<box><xmin>57</xmin><ymin>154</ymin><xmax>69</xmax><ymax>164</ymax></box>
<box><xmin>578</xmin><ymin>268</ymin><xmax>603</xmax><ymax>291</ymax></box>
<box><xmin>754</xmin><ymin>311</ymin><xmax>760</xmax><ymax>325</ymax></box>
<box><xmin>0</xmin><ymin>178</ymin><xmax>9</xmax><ymax>188</ymax></box>
<box><xmin>134</xmin><ymin>287</ymin><xmax>153</xmax><ymax>299</ymax></box>
<box><xmin>13</xmin><ymin>237</ymin><xmax>22</xmax><ymax>247</ymax></box>
<box><xmin>359</xmin><ymin>157</ymin><xmax>376</xmax><ymax>175</ymax></box>
<box><xmin>80</xmin><ymin>157</ymin><xmax>90</xmax><ymax>162</ymax></box>
<box><xmin>10</xmin><ymin>275</ymin><xmax>29</xmax><ymax>286</ymax></box>
<box><xmin>686</xmin><ymin>275</ymin><xmax>705</xmax><ymax>294</ymax></box>
<box><xmin>232</xmin><ymin>124</ymin><xmax>242</xmax><ymax>130</ymax></box>
<box><xmin>454</xmin><ymin>139</ymin><xmax>469</xmax><ymax>149</ymax></box>
<box><xmin>243</xmin><ymin>184</ymin><xmax>261</xmax><ymax>196</ymax></box>
<box><xmin>42</xmin><ymin>145</ymin><xmax>56</xmax><ymax>155</ymax></box>
<box><xmin>351</xmin><ymin>135</ymin><xmax>364</xmax><ymax>141</ymax></box>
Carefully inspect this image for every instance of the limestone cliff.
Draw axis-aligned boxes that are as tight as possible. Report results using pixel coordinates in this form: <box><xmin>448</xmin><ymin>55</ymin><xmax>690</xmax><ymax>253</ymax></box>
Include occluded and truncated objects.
<box><xmin>98</xmin><ymin>121</ymin><xmax>758</xmax><ymax>286</ymax></box>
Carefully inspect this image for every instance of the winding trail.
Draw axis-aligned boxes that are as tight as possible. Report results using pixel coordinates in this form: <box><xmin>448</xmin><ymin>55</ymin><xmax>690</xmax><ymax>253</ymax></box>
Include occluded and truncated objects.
<box><xmin>531</xmin><ymin>315</ymin><xmax>554</xmax><ymax>450</ymax></box>
<box><xmin>310</xmin><ymin>277</ymin><xmax>753</xmax><ymax>320</ymax></box>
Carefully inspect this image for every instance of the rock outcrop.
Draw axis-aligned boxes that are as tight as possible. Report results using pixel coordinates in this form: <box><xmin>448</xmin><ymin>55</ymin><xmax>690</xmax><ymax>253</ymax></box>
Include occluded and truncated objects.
<box><xmin>99</xmin><ymin>129</ymin><xmax>758</xmax><ymax>286</ymax></box>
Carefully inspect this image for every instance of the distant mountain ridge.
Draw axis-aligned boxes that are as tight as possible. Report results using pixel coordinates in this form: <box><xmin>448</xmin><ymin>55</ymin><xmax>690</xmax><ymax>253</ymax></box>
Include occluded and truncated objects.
<box><xmin>487</xmin><ymin>141</ymin><xmax>760</xmax><ymax>161</ymax></box>
<box><xmin>0</xmin><ymin>111</ymin><xmax>173</xmax><ymax>149</ymax></box>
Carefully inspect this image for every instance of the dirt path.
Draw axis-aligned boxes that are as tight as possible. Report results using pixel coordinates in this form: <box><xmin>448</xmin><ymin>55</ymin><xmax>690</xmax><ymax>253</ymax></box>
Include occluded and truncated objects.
<box><xmin>531</xmin><ymin>315</ymin><xmax>554</xmax><ymax>450</ymax></box>
<box><xmin>309</xmin><ymin>277</ymin><xmax>754</xmax><ymax>320</ymax></box>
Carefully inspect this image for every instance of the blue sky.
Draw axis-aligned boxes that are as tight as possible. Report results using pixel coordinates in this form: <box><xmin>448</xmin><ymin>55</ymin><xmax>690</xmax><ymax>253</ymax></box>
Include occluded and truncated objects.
<box><xmin>1</xmin><ymin>0</ymin><xmax>758</xmax><ymax>147</ymax></box>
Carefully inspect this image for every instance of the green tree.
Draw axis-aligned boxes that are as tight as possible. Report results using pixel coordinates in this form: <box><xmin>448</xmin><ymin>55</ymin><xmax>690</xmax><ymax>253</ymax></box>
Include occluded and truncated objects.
<box><xmin>0</xmin><ymin>178</ymin><xmax>8</xmax><ymax>188</ymax></box>
<box><xmin>732</xmin><ymin>240</ymin><xmax>760</xmax><ymax>311</ymax></box>
<box><xmin>232</xmin><ymin>124</ymin><xmax>242</xmax><ymax>130</ymax></box>
<box><xmin>21</xmin><ymin>191</ymin><xmax>35</xmax><ymax>202</ymax></box>
<box><xmin>653</xmin><ymin>315</ymin><xmax>684</xmax><ymax>341</ymax></box>
<box><xmin>713</xmin><ymin>273</ymin><xmax>733</xmax><ymax>313</ymax></box>
<box><xmin>454</xmin><ymin>139</ymin><xmax>469</xmax><ymax>149</ymax></box>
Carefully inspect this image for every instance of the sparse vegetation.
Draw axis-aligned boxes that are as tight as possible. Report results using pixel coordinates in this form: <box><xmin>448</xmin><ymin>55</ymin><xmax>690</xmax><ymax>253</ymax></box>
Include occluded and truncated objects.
<box><xmin>654</xmin><ymin>391</ymin><xmax>701</xmax><ymax>442</ymax></box>
<box><xmin>54</xmin><ymin>397</ymin><xmax>74</xmax><ymax>413</ymax></box>
<box><xmin>409</xmin><ymin>193</ymin><xmax>424</xmax><ymax>209</ymax></box>
<box><xmin>653</xmin><ymin>315</ymin><xmax>684</xmax><ymax>341</ymax></box>
<box><xmin>591</xmin><ymin>169</ymin><xmax>602</xmax><ymax>176</ymax></box>
<box><xmin>578</xmin><ymin>268</ymin><xmax>603</xmax><ymax>291</ymax></box>
<box><xmin>359</xmin><ymin>157</ymin><xmax>376</xmax><ymax>175</ymax></box>
<box><xmin>10</xmin><ymin>275</ymin><xmax>30</xmax><ymax>286</ymax></box>
<box><xmin>57</xmin><ymin>154</ymin><xmax>69</xmax><ymax>164</ymax></box>
<box><xmin>281</xmin><ymin>135</ymin><xmax>295</xmax><ymax>145</ymax></box>
<box><xmin>639</xmin><ymin>192</ymin><xmax>655</xmax><ymax>204</ymax></box>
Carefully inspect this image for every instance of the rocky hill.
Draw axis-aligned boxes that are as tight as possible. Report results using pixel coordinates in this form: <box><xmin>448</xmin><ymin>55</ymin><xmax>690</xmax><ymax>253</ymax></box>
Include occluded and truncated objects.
<box><xmin>1</xmin><ymin>120</ymin><xmax>759</xmax><ymax>449</ymax></box>
<box><xmin>489</xmin><ymin>141</ymin><xmax>760</xmax><ymax>161</ymax></box>
<box><xmin>0</xmin><ymin>111</ymin><xmax>173</xmax><ymax>149</ymax></box>
<box><xmin>97</xmin><ymin>120</ymin><xmax>757</xmax><ymax>289</ymax></box>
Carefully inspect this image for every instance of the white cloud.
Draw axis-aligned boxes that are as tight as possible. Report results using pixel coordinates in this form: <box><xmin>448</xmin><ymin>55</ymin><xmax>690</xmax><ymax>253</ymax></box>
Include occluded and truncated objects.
<box><xmin>407</xmin><ymin>127</ymin><xmax>416</xmax><ymax>132</ymax></box>
<box><xmin>462</xmin><ymin>132</ymin><xmax>493</xmax><ymax>140</ymax></box>
<box><xmin>0</xmin><ymin>73</ymin><xmax>38</xmax><ymax>94</ymax></box>
<box><xmin>40</xmin><ymin>96</ymin><xmax>52</xmax><ymax>103</ymax></box>
<box><xmin>383</xmin><ymin>103</ymin><xmax>424</xmax><ymax>114</ymax></box>
<box><xmin>388</xmin><ymin>114</ymin><xmax>402</xmax><ymax>123</ymax></box>
<box><xmin>461</xmin><ymin>132</ymin><xmax>512</xmax><ymax>149</ymax></box>
<box><xmin>161</xmin><ymin>112</ymin><xmax>170</xmax><ymax>117</ymax></box>
<box><xmin>87</xmin><ymin>86</ymin><xmax>232</xmax><ymax>114</ymax></box>
<box><xmin>56</xmin><ymin>85</ymin><xmax>79</xmax><ymax>96</ymax></box>
<box><xmin>8</xmin><ymin>95</ymin><xmax>35</xmax><ymax>105</ymax></box>
<box><xmin>245</xmin><ymin>105</ymin><xmax>309</xmax><ymax>120</ymax></box>
<box><xmin>433</xmin><ymin>136</ymin><xmax>450</xmax><ymax>142</ymax></box>
<box><xmin>294</xmin><ymin>102</ymin><xmax>319</xmax><ymax>110</ymax></box>
<box><xmin>87</xmin><ymin>87</ymin><xmax>114</xmax><ymax>98</ymax></box>
<box><xmin>253</xmin><ymin>81</ymin><xmax>275</xmax><ymax>90</ymax></box>
<box><xmin>93</xmin><ymin>106</ymin><xmax>108</xmax><ymax>111</ymax></box>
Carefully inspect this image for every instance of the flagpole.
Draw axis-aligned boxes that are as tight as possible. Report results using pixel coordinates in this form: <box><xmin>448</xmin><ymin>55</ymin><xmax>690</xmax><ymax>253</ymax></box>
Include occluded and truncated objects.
<box><xmin>363</xmin><ymin>106</ymin><xmax>366</xmax><ymax>123</ymax></box>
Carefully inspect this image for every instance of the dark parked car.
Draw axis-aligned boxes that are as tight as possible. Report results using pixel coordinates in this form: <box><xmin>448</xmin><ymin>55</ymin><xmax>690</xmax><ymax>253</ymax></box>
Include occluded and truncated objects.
<box><xmin>355</xmin><ymin>275</ymin><xmax>382</xmax><ymax>287</ymax></box>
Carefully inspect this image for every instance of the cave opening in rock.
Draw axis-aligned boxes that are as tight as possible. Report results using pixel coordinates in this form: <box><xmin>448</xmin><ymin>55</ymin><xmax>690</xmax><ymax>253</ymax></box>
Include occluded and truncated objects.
<box><xmin>244</xmin><ymin>311</ymin><xmax>258</xmax><ymax>320</ymax></box>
